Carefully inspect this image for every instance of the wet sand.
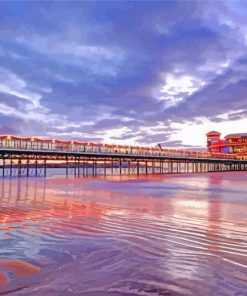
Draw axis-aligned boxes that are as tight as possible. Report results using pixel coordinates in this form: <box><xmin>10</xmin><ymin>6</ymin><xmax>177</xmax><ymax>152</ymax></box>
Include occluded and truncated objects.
<box><xmin>0</xmin><ymin>172</ymin><xmax>246</xmax><ymax>295</ymax></box>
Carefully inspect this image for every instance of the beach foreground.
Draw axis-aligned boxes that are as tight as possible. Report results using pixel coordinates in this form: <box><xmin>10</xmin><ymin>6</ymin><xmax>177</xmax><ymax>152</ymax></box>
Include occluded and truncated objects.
<box><xmin>0</xmin><ymin>172</ymin><xmax>246</xmax><ymax>295</ymax></box>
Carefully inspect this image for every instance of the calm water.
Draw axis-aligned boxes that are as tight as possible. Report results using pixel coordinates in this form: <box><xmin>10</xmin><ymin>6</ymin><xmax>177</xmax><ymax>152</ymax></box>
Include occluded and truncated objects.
<box><xmin>0</xmin><ymin>172</ymin><xmax>246</xmax><ymax>296</ymax></box>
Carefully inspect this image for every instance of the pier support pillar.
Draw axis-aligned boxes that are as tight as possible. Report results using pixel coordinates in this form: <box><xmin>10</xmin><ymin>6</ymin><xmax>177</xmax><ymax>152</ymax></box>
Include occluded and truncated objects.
<box><xmin>66</xmin><ymin>156</ymin><xmax>68</xmax><ymax>178</ymax></box>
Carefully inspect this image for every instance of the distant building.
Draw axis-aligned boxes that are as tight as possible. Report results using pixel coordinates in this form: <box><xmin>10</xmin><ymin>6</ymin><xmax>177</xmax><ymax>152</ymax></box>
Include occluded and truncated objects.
<box><xmin>206</xmin><ymin>131</ymin><xmax>247</xmax><ymax>159</ymax></box>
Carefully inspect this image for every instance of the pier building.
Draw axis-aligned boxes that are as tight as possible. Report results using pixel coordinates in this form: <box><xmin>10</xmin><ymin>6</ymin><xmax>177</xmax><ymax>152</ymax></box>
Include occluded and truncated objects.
<box><xmin>206</xmin><ymin>131</ymin><xmax>247</xmax><ymax>160</ymax></box>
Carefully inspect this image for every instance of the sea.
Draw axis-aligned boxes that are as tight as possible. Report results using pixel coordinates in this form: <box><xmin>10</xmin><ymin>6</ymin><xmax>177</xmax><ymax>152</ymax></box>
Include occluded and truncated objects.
<box><xmin>0</xmin><ymin>171</ymin><xmax>246</xmax><ymax>296</ymax></box>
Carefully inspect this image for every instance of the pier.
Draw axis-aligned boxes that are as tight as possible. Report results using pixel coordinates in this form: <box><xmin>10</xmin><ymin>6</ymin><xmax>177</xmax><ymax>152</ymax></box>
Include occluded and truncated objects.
<box><xmin>0</xmin><ymin>135</ymin><xmax>247</xmax><ymax>178</ymax></box>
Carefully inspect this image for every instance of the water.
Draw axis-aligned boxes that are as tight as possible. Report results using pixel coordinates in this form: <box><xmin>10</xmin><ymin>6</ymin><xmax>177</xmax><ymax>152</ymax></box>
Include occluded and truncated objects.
<box><xmin>0</xmin><ymin>172</ymin><xmax>246</xmax><ymax>296</ymax></box>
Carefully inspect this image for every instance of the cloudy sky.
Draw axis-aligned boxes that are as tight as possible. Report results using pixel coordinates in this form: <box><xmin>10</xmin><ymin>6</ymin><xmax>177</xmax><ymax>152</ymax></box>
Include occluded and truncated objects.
<box><xmin>0</xmin><ymin>1</ymin><xmax>247</xmax><ymax>148</ymax></box>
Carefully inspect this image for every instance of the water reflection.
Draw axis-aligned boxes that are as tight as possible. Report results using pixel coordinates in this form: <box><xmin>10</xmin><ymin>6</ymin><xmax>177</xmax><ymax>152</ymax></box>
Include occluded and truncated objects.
<box><xmin>0</xmin><ymin>173</ymin><xmax>246</xmax><ymax>295</ymax></box>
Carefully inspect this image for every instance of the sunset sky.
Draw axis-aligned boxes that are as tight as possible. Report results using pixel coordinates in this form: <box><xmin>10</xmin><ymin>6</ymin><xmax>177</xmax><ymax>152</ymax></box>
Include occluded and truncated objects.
<box><xmin>0</xmin><ymin>1</ymin><xmax>247</xmax><ymax>148</ymax></box>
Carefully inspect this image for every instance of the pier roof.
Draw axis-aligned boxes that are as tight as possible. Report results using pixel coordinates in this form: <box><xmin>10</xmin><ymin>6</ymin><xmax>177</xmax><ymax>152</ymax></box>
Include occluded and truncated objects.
<box><xmin>206</xmin><ymin>131</ymin><xmax>221</xmax><ymax>135</ymax></box>
<box><xmin>225</xmin><ymin>133</ymin><xmax>247</xmax><ymax>139</ymax></box>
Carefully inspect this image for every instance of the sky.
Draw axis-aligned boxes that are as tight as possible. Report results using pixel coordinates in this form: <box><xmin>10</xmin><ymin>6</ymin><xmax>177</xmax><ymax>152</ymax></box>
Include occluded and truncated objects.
<box><xmin>0</xmin><ymin>0</ymin><xmax>247</xmax><ymax>149</ymax></box>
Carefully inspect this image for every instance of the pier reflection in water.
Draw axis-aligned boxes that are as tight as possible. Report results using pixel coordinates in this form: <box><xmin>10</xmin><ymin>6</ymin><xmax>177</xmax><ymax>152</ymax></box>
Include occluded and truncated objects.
<box><xmin>0</xmin><ymin>172</ymin><xmax>246</xmax><ymax>295</ymax></box>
